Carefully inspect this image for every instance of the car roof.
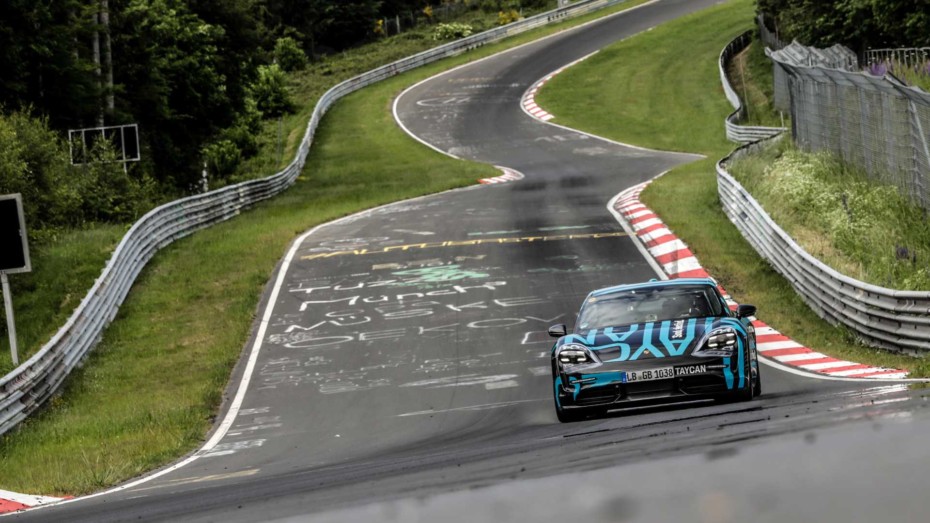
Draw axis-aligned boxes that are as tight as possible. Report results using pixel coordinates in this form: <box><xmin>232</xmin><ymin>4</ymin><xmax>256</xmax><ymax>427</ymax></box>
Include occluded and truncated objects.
<box><xmin>587</xmin><ymin>278</ymin><xmax>718</xmax><ymax>299</ymax></box>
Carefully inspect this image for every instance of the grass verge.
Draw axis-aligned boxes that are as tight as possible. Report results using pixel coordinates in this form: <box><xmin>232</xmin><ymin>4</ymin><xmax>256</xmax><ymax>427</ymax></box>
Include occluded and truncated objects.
<box><xmin>0</xmin><ymin>0</ymin><xmax>654</xmax><ymax>495</ymax></box>
<box><xmin>728</xmin><ymin>38</ymin><xmax>785</xmax><ymax>127</ymax></box>
<box><xmin>729</xmin><ymin>140</ymin><xmax>930</xmax><ymax>290</ymax></box>
<box><xmin>536</xmin><ymin>0</ymin><xmax>930</xmax><ymax>376</ymax></box>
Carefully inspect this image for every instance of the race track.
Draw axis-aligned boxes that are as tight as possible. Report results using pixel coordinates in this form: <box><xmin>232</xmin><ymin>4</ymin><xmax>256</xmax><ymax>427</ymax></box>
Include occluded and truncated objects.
<box><xmin>14</xmin><ymin>1</ymin><xmax>929</xmax><ymax>521</ymax></box>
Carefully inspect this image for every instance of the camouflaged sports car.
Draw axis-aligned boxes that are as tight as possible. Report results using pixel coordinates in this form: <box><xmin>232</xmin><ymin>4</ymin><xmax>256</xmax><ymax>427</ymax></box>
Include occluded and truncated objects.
<box><xmin>549</xmin><ymin>278</ymin><xmax>761</xmax><ymax>422</ymax></box>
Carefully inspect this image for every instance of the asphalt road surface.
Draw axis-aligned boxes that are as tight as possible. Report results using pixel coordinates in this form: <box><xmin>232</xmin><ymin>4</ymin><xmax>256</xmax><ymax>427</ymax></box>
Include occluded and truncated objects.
<box><xmin>15</xmin><ymin>1</ymin><xmax>929</xmax><ymax>521</ymax></box>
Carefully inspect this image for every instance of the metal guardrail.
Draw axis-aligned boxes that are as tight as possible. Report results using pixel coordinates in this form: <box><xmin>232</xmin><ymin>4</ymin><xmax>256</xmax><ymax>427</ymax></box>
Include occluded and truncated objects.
<box><xmin>0</xmin><ymin>0</ymin><xmax>639</xmax><ymax>436</ymax></box>
<box><xmin>717</xmin><ymin>141</ymin><xmax>930</xmax><ymax>356</ymax></box>
<box><xmin>719</xmin><ymin>30</ymin><xmax>786</xmax><ymax>143</ymax></box>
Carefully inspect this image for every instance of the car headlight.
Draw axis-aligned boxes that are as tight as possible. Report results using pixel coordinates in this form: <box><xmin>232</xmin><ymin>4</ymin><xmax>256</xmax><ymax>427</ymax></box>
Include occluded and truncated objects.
<box><xmin>694</xmin><ymin>327</ymin><xmax>738</xmax><ymax>357</ymax></box>
<box><xmin>556</xmin><ymin>344</ymin><xmax>595</xmax><ymax>365</ymax></box>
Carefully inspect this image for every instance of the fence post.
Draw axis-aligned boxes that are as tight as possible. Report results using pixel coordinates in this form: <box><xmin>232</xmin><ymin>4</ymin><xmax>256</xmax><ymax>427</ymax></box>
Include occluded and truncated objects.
<box><xmin>908</xmin><ymin>99</ymin><xmax>930</xmax><ymax>209</ymax></box>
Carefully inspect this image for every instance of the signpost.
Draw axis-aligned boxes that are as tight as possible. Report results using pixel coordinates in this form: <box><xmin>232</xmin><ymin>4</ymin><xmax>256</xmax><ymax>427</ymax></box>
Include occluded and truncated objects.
<box><xmin>0</xmin><ymin>194</ymin><xmax>31</xmax><ymax>365</ymax></box>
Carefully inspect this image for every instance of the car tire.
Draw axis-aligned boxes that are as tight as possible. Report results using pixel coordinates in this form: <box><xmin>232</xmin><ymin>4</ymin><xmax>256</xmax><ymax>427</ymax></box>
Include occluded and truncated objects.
<box><xmin>555</xmin><ymin>404</ymin><xmax>604</xmax><ymax>423</ymax></box>
<box><xmin>556</xmin><ymin>406</ymin><xmax>585</xmax><ymax>423</ymax></box>
<box><xmin>553</xmin><ymin>390</ymin><xmax>604</xmax><ymax>423</ymax></box>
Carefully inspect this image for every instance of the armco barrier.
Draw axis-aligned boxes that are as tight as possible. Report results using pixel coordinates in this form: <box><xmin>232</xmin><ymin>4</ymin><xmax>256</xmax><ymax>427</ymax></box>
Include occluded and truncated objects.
<box><xmin>0</xmin><ymin>0</ymin><xmax>639</xmax><ymax>437</ymax></box>
<box><xmin>719</xmin><ymin>30</ymin><xmax>786</xmax><ymax>143</ymax></box>
<box><xmin>717</xmin><ymin>142</ymin><xmax>930</xmax><ymax>356</ymax></box>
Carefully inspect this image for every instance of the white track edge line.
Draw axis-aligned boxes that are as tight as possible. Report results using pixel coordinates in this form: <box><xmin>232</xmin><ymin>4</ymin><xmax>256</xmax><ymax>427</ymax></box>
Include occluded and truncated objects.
<box><xmin>607</xmin><ymin>183</ymin><xmax>668</xmax><ymax>281</ymax></box>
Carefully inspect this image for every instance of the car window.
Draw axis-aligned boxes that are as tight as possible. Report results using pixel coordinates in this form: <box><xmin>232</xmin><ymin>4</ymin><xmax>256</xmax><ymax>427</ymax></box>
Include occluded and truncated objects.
<box><xmin>576</xmin><ymin>285</ymin><xmax>723</xmax><ymax>332</ymax></box>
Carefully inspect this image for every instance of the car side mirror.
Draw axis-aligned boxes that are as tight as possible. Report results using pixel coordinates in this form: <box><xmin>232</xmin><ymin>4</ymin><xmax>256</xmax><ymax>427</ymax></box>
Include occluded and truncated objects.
<box><xmin>548</xmin><ymin>324</ymin><xmax>567</xmax><ymax>338</ymax></box>
<box><xmin>736</xmin><ymin>304</ymin><xmax>756</xmax><ymax>319</ymax></box>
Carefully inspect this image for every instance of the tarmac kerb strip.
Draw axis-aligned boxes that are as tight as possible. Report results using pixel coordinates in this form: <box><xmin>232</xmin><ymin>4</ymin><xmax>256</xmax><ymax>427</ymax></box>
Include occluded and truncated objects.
<box><xmin>479</xmin><ymin>166</ymin><xmax>526</xmax><ymax>185</ymax></box>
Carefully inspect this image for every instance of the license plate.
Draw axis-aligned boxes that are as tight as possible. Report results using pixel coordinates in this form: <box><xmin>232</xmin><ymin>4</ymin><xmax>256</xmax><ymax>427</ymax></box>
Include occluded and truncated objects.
<box><xmin>623</xmin><ymin>366</ymin><xmax>674</xmax><ymax>383</ymax></box>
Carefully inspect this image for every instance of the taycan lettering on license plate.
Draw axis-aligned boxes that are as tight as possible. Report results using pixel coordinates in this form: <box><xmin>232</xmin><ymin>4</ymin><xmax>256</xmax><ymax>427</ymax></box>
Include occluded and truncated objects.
<box><xmin>624</xmin><ymin>367</ymin><xmax>674</xmax><ymax>383</ymax></box>
<box><xmin>622</xmin><ymin>365</ymin><xmax>708</xmax><ymax>383</ymax></box>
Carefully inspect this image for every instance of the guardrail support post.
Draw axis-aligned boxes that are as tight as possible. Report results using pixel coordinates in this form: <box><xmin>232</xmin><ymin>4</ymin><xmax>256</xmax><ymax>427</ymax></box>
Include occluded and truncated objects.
<box><xmin>1</xmin><ymin>272</ymin><xmax>18</xmax><ymax>365</ymax></box>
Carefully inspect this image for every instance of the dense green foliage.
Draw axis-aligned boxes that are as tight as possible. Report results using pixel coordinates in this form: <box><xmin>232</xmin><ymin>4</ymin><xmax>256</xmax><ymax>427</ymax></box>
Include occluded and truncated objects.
<box><xmin>0</xmin><ymin>110</ymin><xmax>155</xmax><ymax>232</ymax></box>
<box><xmin>0</xmin><ymin>0</ymin><xmax>555</xmax><ymax>225</ymax></box>
<box><xmin>757</xmin><ymin>0</ymin><xmax>930</xmax><ymax>52</ymax></box>
<box><xmin>274</xmin><ymin>37</ymin><xmax>308</xmax><ymax>72</ymax></box>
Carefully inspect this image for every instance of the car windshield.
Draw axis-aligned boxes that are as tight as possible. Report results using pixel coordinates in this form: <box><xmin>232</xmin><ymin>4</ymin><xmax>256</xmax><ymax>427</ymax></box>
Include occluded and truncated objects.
<box><xmin>576</xmin><ymin>284</ymin><xmax>725</xmax><ymax>332</ymax></box>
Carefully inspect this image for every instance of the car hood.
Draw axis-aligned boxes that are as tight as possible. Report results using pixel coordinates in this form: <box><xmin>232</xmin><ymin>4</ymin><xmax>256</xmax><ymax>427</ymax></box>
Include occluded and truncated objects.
<box><xmin>556</xmin><ymin>317</ymin><xmax>745</xmax><ymax>362</ymax></box>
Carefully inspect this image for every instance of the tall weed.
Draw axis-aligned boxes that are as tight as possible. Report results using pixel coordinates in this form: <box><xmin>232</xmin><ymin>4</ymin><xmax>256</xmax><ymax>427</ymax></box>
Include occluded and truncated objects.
<box><xmin>731</xmin><ymin>144</ymin><xmax>930</xmax><ymax>290</ymax></box>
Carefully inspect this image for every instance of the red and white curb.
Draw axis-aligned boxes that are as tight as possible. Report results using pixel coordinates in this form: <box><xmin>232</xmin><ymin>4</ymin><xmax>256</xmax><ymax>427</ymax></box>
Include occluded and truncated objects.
<box><xmin>611</xmin><ymin>182</ymin><xmax>909</xmax><ymax>380</ymax></box>
<box><xmin>521</xmin><ymin>51</ymin><xmax>599</xmax><ymax>123</ymax></box>
<box><xmin>0</xmin><ymin>489</ymin><xmax>67</xmax><ymax>514</ymax></box>
<box><xmin>479</xmin><ymin>166</ymin><xmax>525</xmax><ymax>185</ymax></box>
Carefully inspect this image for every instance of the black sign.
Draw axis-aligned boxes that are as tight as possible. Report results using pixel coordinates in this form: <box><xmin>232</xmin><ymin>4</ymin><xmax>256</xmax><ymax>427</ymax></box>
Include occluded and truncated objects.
<box><xmin>0</xmin><ymin>195</ymin><xmax>30</xmax><ymax>272</ymax></box>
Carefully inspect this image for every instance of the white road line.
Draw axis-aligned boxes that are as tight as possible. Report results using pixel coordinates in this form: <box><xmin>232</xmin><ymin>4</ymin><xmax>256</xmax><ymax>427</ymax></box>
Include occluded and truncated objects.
<box><xmin>774</xmin><ymin>352</ymin><xmax>824</xmax><ymax>363</ymax></box>
<box><xmin>648</xmin><ymin>239</ymin><xmax>688</xmax><ymax>257</ymax></box>
<box><xmin>608</xmin><ymin>187</ymin><xmax>668</xmax><ymax>281</ymax></box>
<box><xmin>632</xmin><ymin>217</ymin><xmax>663</xmax><ymax>230</ymax></box>
<box><xmin>802</xmin><ymin>361</ymin><xmax>858</xmax><ymax>371</ymax></box>
<box><xmin>757</xmin><ymin>340</ymin><xmax>805</xmax><ymax>351</ymax></box>
<box><xmin>663</xmin><ymin>256</ymin><xmax>702</xmax><ymax>274</ymax></box>
<box><xmin>638</xmin><ymin>227</ymin><xmax>672</xmax><ymax>243</ymax></box>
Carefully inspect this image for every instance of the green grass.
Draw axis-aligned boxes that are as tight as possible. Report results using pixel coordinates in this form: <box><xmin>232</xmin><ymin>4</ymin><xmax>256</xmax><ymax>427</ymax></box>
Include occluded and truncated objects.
<box><xmin>728</xmin><ymin>38</ymin><xmax>785</xmax><ymax>127</ymax></box>
<box><xmin>0</xmin><ymin>0</ymin><xmax>654</xmax><ymax>495</ymax></box>
<box><xmin>1</xmin><ymin>226</ymin><xmax>125</xmax><ymax>376</ymax></box>
<box><xmin>730</xmin><ymin>141</ymin><xmax>930</xmax><ymax>290</ymax></box>
<box><xmin>537</xmin><ymin>3</ymin><xmax>741</xmax><ymax>154</ymax></box>
<box><xmin>535</xmin><ymin>0</ymin><xmax>930</xmax><ymax>375</ymax></box>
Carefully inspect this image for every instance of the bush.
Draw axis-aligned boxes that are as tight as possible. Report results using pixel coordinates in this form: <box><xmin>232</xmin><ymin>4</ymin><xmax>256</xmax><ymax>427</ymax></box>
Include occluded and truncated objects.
<box><xmin>249</xmin><ymin>64</ymin><xmax>295</xmax><ymax>117</ymax></box>
<box><xmin>0</xmin><ymin>110</ymin><xmax>71</xmax><ymax>229</ymax></box>
<box><xmin>219</xmin><ymin>97</ymin><xmax>262</xmax><ymax>157</ymax></box>
<box><xmin>73</xmin><ymin>141</ymin><xmax>157</xmax><ymax>223</ymax></box>
<box><xmin>432</xmin><ymin>22</ymin><xmax>473</xmax><ymax>40</ymax></box>
<box><xmin>498</xmin><ymin>9</ymin><xmax>521</xmax><ymax>25</ymax></box>
<box><xmin>202</xmin><ymin>139</ymin><xmax>242</xmax><ymax>178</ymax></box>
<box><xmin>274</xmin><ymin>37</ymin><xmax>308</xmax><ymax>72</ymax></box>
<box><xmin>0</xmin><ymin>110</ymin><xmax>157</xmax><ymax>232</ymax></box>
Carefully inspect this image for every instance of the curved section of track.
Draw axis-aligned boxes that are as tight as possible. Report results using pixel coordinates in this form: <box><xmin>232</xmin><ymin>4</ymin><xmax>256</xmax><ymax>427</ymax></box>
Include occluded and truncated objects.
<box><xmin>16</xmin><ymin>2</ymin><xmax>927</xmax><ymax>521</ymax></box>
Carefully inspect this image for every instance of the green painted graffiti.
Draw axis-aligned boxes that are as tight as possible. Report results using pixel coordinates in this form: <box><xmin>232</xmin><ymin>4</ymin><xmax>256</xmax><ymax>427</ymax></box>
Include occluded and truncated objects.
<box><xmin>390</xmin><ymin>264</ymin><xmax>490</xmax><ymax>284</ymax></box>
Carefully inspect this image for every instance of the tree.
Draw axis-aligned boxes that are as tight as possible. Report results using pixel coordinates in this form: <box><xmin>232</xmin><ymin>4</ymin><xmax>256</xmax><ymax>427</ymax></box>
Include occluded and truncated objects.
<box><xmin>113</xmin><ymin>0</ymin><xmax>231</xmax><ymax>185</ymax></box>
<box><xmin>0</xmin><ymin>1</ymin><xmax>102</xmax><ymax>129</ymax></box>
<box><xmin>757</xmin><ymin>0</ymin><xmax>930</xmax><ymax>51</ymax></box>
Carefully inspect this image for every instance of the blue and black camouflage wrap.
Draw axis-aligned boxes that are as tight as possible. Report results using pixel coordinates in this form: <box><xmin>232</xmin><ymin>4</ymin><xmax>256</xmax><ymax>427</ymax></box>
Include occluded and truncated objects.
<box><xmin>551</xmin><ymin>278</ymin><xmax>759</xmax><ymax>414</ymax></box>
